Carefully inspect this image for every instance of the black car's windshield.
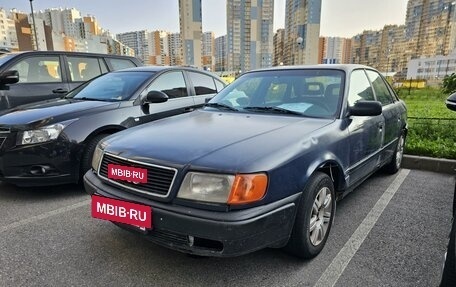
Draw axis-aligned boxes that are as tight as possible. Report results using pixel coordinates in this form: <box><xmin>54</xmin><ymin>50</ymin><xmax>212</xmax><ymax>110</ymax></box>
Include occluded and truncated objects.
<box><xmin>67</xmin><ymin>71</ymin><xmax>153</xmax><ymax>101</ymax></box>
<box><xmin>208</xmin><ymin>69</ymin><xmax>345</xmax><ymax>118</ymax></box>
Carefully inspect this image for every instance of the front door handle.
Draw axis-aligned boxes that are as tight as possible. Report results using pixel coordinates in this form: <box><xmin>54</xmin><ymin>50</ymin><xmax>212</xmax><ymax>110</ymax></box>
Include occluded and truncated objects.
<box><xmin>52</xmin><ymin>88</ymin><xmax>68</xmax><ymax>94</ymax></box>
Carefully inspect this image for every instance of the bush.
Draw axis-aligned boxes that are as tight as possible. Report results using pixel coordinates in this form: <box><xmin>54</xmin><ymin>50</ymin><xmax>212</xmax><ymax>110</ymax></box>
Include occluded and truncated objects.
<box><xmin>442</xmin><ymin>73</ymin><xmax>456</xmax><ymax>94</ymax></box>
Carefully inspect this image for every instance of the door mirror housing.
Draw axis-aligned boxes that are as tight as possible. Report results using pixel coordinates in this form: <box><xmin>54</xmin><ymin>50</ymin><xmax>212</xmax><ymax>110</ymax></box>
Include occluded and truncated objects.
<box><xmin>348</xmin><ymin>100</ymin><xmax>382</xmax><ymax>117</ymax></box>
<box><xmin>446</xmin><ymin>93</ymin><xmax>456</xmax><ymax>112</ymax></box>
<box><xmin>0</xmin><ymin>70</ymin><xmax>19</xmax><ymax>85</ymax></box>
<box><xmin>141</xmin><ymin>90</ymin><xmax>169</xmax><ymax>105</ymax></box>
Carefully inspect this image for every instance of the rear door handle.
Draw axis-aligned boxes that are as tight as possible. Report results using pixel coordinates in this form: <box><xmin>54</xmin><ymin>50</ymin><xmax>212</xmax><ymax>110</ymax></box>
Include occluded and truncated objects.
<box><xmin>52</xmin><ymin>88</ymin><xmax>68</xmax><ymax>94</ymax></box>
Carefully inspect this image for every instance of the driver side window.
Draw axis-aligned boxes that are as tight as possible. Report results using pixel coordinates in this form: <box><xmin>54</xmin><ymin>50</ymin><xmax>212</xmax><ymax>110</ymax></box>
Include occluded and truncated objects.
<box><xmin>348</xmin><ymin>70</ymin><xmax>375</xmax><ymax>106</ymax></box>
<box><xmin>144</xmin><ymin>71</ymin><xmax>188</xmax><ymax>99</ymax></box>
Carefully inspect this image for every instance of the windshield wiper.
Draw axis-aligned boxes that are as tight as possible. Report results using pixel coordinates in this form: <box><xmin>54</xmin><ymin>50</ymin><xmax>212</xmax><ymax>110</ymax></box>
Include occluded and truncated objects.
<box><xmin>204</xmin><ymin>102</ymin><xmax>239</xmax><ymax>111</ymax></box>
<box><xmin>243</xmin><ymin>106</ymin><xmax>303</xmax><ymax>115</ymax></box>
<box><xmin>74</xmin><ymin>97</ymin><xmax>115</xmax><ymax>102</ymax></box>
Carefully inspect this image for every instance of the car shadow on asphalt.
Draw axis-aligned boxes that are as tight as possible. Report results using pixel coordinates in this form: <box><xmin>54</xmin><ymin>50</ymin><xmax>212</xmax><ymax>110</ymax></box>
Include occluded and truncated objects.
<box><xmin>0</xmin><ymin>180</ymin><xmax>86</xmax><ymax>200</ymax></box>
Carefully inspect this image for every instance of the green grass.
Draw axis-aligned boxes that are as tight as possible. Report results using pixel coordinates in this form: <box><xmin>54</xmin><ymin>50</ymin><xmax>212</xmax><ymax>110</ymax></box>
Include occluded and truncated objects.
<box><xmin>396</xmin><ymin>87</ymin><xmax>456</xmax><ymax>159</ymax></box>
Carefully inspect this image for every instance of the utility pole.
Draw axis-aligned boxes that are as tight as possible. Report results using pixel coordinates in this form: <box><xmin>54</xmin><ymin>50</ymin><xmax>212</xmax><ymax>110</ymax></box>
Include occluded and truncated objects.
<box><xmin>29</xmin><ymin>0</ymin><xmax>39</xmax><ymax>50</ymax></box>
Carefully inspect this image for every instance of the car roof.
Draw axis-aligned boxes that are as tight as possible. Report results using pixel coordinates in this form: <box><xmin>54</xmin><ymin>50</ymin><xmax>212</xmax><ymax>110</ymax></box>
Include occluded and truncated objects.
<box><xmin>6</xmin><ymin>50</ymin><xmax>137</xmax><ymax>59</ymax></box>
<box><xmin>115</xmin><ymin>65</ymin><xmax>222</xmax><ymax>75</ymax></box>
<box><xmin>244</xmin><ymin>64</ymin><xmax>378</xmax><ymax>74</ymax></box>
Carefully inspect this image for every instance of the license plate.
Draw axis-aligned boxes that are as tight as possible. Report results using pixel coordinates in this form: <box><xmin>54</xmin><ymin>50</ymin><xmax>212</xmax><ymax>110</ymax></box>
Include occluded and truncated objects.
<box><xmin>91</xmin><ymin>195</ymin><xmax>152</xmax><ymax>229</ymax></box>
<box><xmin>107</xmin><ymin>163</ymin><xmax>148</xmax><ymax>183</ymax></box>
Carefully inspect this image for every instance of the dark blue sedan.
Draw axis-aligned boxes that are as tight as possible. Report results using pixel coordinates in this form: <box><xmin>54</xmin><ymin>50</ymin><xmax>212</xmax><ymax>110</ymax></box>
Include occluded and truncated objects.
<box><xmin>84</xmin><ymin>65</ymin><xmax>407</xmax><ymax>258</ymax></box>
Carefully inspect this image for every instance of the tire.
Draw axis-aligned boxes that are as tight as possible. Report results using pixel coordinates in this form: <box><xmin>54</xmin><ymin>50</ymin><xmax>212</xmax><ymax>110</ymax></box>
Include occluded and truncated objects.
<box><xmin>285</xmin><ymin>172</ymin><xmax>336</xmax><ymax>259</ymax></box>
<box><xmin>383</xmin><ymin>131</ymin><xmax>405</xmax><ymax>174</ymax></box>
<box><xmin>80</xmin><ymin>133</ymin><xmax>109</xmax><ymax>179</ymax></box>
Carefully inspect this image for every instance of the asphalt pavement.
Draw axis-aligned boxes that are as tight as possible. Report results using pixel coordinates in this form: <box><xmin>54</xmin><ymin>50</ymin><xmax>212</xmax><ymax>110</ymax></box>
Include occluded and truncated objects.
<box><xmin>0</xmin><ymin>168</ymin><xmax>454</xmax><ymax>287</ymax></box>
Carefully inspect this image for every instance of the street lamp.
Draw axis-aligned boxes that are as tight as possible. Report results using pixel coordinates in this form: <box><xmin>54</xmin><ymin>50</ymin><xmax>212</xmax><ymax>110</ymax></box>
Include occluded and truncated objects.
<box><xmin>29</xmin><ymin>0</ymin><xmax>39</xmax><ymax>50</ymax></box>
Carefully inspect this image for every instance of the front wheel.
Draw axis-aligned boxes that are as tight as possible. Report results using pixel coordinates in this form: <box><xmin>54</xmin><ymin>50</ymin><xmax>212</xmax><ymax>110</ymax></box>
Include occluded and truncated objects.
<box><xmin>80</xmin><ymin>133</ymin><xmax>109</xmax><ymax>180</ymax></box>
<box><xmin>284</xmin><ymin>172</ymin><xmax>335</xmax><ymax>259</ymax></box>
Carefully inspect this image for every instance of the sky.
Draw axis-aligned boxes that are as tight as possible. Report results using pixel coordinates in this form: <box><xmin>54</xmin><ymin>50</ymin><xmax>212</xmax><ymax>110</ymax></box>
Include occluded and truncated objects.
<box><xmin>0</xmin><ymin>0</ymin><xmax>409</xmax><ymax>38</ymax></box>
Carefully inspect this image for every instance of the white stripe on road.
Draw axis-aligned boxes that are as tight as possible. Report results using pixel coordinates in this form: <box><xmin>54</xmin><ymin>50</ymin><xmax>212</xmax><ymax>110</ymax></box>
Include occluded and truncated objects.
<box><xmin>314</xmin><ymin>169</ymin><xmax>410</xmax><ymax>287</ymax></box>
<box><xmin>0</xmin><ymin>199</ymin><xmax>90</xmax><ymax>234</ymax></box>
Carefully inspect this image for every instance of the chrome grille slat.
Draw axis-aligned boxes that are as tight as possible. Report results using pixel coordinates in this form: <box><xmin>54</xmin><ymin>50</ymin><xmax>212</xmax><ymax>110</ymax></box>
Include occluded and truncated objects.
<box><xmin>99</xmin><ymin>153</ymin><xmax>177</xmax><ymax>198</ymax></box>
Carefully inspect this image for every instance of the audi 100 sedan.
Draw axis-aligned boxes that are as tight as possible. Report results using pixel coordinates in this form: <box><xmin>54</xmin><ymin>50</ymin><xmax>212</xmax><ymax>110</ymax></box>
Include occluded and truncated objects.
<box><xmin>0</xmin><ymin>66</ymin><xmax>225</xmax><ymax>186</ymax></box>
<box><xmin>84</xmin><ymin>65</ymin><xmax>407</xmax><ymax>258</ymax></box>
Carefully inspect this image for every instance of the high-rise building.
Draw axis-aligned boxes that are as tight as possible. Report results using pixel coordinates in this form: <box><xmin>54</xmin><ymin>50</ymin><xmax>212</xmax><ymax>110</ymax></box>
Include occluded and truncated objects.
<box><xmin>179</xmin><ymin>0</ymin><xmax>202</xmax><ymax>67</ymax></box>
<box><xmin>351</xmin><ymin>30</ymin><xmax>382</xmax><ymax>67</ymax></box>
<box><xmin>284</xmin><ymin>0</ymin><xmax>322</xmax><ymax>65</ymax></box>
<box><xmin>273</xmin><ymin>29</ymin><xmax>285</xmax><ymax>66</ymax></box>
<box><xmin>202</xmin><ymin>32</ymin><xmax>215</xmax><ymax>71</ymax></box>
<box><xmin>215</xmin><ymin>35</ymin><xmax>227</xmax><ymax>72</ymax></box>
<box><xmin>0</xmin><ymin>9</ymin><xmax>19</xmax><ymax>51</ymax></box>
<box><xmin>322</xmin><ymin>37</ymin><xmax>352</xmax><ymax>64</ymax></box>
<box><xmin>226</xmin><ymin>0</ymin><xmax>274</xmax><ymax>73</ymax></box>
<box><xmin>11</xmin><ymin>10</ymin><xmax>32</xmax><ymax>51</ymax></box>
<box><xmin>117</xmin><ymin>30</ymin><xmax>150</xmax><ymax>64</ymax></box>
<box><xmin>405</xmin><ymin>0</ymin><xmax>456</xmax><ymax>58</ymax></box>
<box><xmin>168</xmin><ymin>32</ymin><xmax>183</xmax><ymax>66</ymax></box>
<box><xmin>149</xmin><ymin>30</ymin><xmax>170</xmax><ymax>66</ymax></box>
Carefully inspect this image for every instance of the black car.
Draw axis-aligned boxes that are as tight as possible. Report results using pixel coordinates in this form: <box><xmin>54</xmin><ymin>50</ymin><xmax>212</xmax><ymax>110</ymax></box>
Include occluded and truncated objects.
<box><xmin>0</xmin><ymin>51</ymin><xmax>142</xmax><ymax>110</ymax></box>
<box><xmin>0</xmin><ymin>66</ymin><xmax>226</xmax><ymax>186</ymax></box>
<box><xmin>441</xmin><ymin>93</ymin><xmax>456</xmax><ymax>286</ymax></box>
<box><xmin>84</xmin><ymin>65</ymin><xmax>407</xmax><ymax>258</ymax></box>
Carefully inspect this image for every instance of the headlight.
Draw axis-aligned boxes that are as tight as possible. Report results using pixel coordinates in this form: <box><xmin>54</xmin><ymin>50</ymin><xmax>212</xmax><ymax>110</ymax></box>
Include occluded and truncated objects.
<box><xmin>17</xmin><ymin>119</ymin><xmax>77</xmax><ymax>145</ymax></box>
<box><xmin>91</xmin><ymin>141</ymin><xmax>107</xmax><ymax>172</ymax></box>
<box><xmin>177</xmin><ymin>172</ymin><xmax>268</xmax><ymax>204</ymax></box>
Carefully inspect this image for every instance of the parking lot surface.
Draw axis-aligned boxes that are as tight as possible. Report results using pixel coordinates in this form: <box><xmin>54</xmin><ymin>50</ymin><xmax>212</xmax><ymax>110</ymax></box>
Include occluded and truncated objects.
<box><xmin>0</xmin><ymin>169</ymin><xmax>454</xmax><ymax>286</ymax></box>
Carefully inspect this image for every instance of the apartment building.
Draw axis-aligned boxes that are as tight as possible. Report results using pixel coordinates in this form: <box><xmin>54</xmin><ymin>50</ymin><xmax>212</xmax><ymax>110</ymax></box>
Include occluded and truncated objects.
<box><xmin>179</xmin><ymin>0</ymin><xmax>202</xmax><ymax>67</ymax></box>
<box><xmin>273</xmin><ymin>29</ymin><xmax>285</xmax><ymax>66</ymax></box>
<box><xmin>168</xmin><ymin>32</ymin><xmax>183</xmax><ymax>66</ymax></box>
<box><xmin>149</xmin><ymin>30</ymin><xmax>170</xmax><ymax>66</ymax></box>
<box><xmin>0</xmin><ymin>9</ymin><xmax>19</xmax><ymax>51</ymax></box>
<box><xmin>202</xmin><ymin>31</ymin><xmax>215</xmax><ymax>71</ymax></box>
<box><xmin>215</xmin><ymin>35</ymin><xmax>227</xmax><ymax>72</ymax></box>
<box><xmin>226</xmin><ymin>0</ymin><xmax>274</xmax><ymax>72</ymax></box>
<box><xmin>284</xmin><ymin>0</ymin><xmax>322</xmax><ymax>65</ymax></box>
<box><xmin>117</xmin><ymin>30</ymin><xmax>149</xmax><ymax>64</ymax></box>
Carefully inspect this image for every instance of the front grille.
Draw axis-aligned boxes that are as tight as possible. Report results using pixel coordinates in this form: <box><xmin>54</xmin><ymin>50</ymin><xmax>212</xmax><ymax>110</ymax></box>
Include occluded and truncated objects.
<box><xmin>0</xmin><ymin>127</ymin><xmax>10</xmax><ymax>133</ymax></box>
<box><xmin>99</xmin><ymin>153</ymin><xmax>177</xmax><ymax>198</ymax></box>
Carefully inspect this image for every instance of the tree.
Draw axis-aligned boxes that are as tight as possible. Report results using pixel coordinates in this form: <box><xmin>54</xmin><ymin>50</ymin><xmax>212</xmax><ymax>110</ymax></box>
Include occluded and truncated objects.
<box><xmin>442</xmin><ymin>73</ymin><xmax>456</xmax><ymax>94</ymax></box>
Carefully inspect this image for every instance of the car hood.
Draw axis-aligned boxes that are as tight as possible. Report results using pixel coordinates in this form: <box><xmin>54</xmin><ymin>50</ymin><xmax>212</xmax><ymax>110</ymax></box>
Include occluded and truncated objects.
<box><xmin>0</xmin><ymin>98</ymin><xmax>119</xmax><ymax>128</ymax></box>
<box><xmin>104</xmin><ymin>110</ymin><xmax>334</xmax><ymax>172</ymax></box>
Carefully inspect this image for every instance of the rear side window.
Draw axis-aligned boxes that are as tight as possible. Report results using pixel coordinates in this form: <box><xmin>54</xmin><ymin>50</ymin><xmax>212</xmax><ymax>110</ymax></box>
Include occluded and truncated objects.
<box><xmin>146</xmin><ymin>71</ymin><xmax>188</xmax><ymax>98</ymax></box>
<box><xmin>188</xmin><ymin>72</ymin><xmax>217</xmax><ymax>95</ymax></box>
<box><xmin>66</xmin><ymin>56</ymin><xmax>104</xmax><ymax>82</ymax></box>
<box><xmin>106</xmin><ymin>58</ymin><xmax>137</xmax><ymax>70</ymax></box>
<box><xmin>9</xmin><ymin>56</ymin><xmax>61</xmax><ymax>83</ymax></box>
<box><xmin>365</xmin><ymin>70</ymin><xmax>394</xmax><ymax>106</ymax></box>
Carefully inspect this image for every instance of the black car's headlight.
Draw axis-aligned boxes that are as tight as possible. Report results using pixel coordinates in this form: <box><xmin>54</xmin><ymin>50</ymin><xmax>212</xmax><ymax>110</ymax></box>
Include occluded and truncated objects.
<box><xmin>16</xmin><ymin>119</ymin><xmax>77</xmax><ymax>145</ymax></box>
<box><xmin>177</xmin><ymin>172</ymin><xmax>268</xmax><ymax>204</ymax></box>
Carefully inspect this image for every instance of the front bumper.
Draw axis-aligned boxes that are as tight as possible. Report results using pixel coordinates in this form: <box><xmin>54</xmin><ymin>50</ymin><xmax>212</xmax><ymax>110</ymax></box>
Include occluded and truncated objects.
<box><xmin>0</xmin><ymin>139</ymin><xmax>80</xmax><ymax>186</ymax></box>
<box><xmin>84</xmin><ymin>171</ymin><xmax>301</xmax><ymax>257</ymax></box>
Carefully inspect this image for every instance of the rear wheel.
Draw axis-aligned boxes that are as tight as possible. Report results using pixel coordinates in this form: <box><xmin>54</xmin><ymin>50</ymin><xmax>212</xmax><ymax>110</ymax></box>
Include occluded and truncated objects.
<box><xmin>383</xmin><ymin>132</ymin><xmax>405</xmax><ymax>174</ymax></box>
<box><xmin>285</xmin><ymin>172</ymin><xmax>335</xmax><ymax>259</ymax></box>
<box><xmin>80</xmin><ymin>134</ymin><xmax>109</xmax><ymax>179</ymax></box>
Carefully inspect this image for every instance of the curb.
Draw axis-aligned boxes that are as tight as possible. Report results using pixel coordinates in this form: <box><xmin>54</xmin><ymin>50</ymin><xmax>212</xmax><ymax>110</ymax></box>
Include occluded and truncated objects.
<box><xmin>402</xmin><ymin>154</ymin><xmax>456</xmax><ymax>175</ymax></box>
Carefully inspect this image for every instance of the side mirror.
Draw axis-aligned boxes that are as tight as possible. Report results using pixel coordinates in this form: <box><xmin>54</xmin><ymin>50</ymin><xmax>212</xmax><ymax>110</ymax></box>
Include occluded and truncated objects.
<box><xmin>141</xmin><ymin>90</ymin><xmax>168</xmax><ymax>105</ymax></box>
<box><xmin>349</xmin><ymin>101</ymin><xmax>382</xmax><ymax>117</ymax></box>
<box><xmin>446</xmin><ymin>93</ymin><xmax>456</xmax><ymax>112</ymax></box>
<box><xmin>0</xmin><ymin>70</ymin><xmax>19</xmax><ymax>85</ymax></box>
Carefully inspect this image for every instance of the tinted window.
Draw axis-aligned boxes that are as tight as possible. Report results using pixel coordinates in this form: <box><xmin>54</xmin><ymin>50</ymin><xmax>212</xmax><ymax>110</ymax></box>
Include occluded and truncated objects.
<box><xmin>69</xmin><ymin>71</ymin><xmax>151</xmax><ymax>101</ymax></box>
<box><xmin>365</xmin><ymin>70</ymin><xmax>394</xmax><ymax>105</ymax></box>
<box><xmin>9</xmin><ymin>56</ymin><xmax>61</xmax><ymax>83</ymax></box>
<box><xmin>106</xmin><ymin>58</ymin><xmax>137</xmax><ymax>70</ymax></box>
<box><xmin>188</xmin><ymin>72</ymin><xmax>217</xmax><ymax>95</ymax></box>
<box><xmin>67</xmin><ymin>56</ymin><xmax>102</xmax><ymax>82</ymax></box>
<box><xmin>348</xmin><ymin>70</ymin><xmax>375</xmax><ymax>106</ymax></box>
<box><xmin>146</xmin><ymin>71</ymin><xmax>188</xmax><ymax>98</ymax></box>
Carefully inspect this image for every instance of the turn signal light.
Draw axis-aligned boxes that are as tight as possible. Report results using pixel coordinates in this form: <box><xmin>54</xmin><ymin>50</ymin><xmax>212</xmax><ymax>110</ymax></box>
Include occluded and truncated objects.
<box><xmin>228</xmin><ymin>173</ymin><xmax>268</xmax><ymax>204</ymax></box>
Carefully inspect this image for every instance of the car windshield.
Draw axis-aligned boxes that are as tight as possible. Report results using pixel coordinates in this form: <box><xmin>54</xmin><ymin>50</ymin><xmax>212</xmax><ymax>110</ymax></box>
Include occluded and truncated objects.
<box><xmin>67</xmin><ymin>71</ymin><xmax>153</xmax><ymax>101</ymax></box>
<box><xmin>208</xmin><ymin>69</ymin><xmax>345</xmax><ymax>118</ymax></box>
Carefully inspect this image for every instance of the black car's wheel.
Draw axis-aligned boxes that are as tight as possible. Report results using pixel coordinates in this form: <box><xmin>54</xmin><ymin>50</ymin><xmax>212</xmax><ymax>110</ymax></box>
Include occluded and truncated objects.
<box><xmin>383</xmin><ymin>131</ymin><xmax>405</xmax><ymax>174</ymax></box>
<box><xmin>80</xmin><ymin>133</ymin><xmax>109</xmax><ymax>179</ymax></box>
<box><xmin>285</xmin><ymin>172</ymin><xmax>335</xmax><ymax>259</ymax></box>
